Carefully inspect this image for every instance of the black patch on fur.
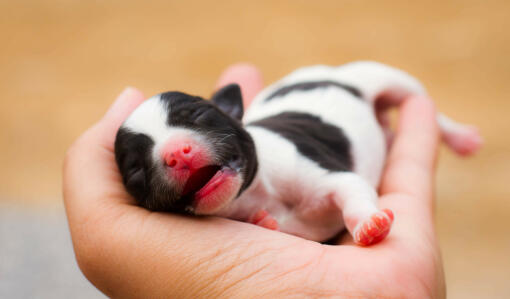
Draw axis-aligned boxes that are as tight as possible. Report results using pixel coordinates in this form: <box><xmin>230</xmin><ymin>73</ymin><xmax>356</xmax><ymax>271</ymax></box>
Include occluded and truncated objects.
<box><xmin>265</xmin><ymin>80</ymin><xmax>362</xmax><ymax>102</ymax></box>
<box><xmin>115</xmin><ymin>92</ymin><xmax>258</xmax><ymax>213</ymax></box>
<box><xmin>248</xmin><ymin>112</ymin><xmax>352</xmax><ymax>172</ymax></box>
<box><xmin>116</xmin><ymin>129</ymin><xmax>165</xmax><ymax>207</ymax></box>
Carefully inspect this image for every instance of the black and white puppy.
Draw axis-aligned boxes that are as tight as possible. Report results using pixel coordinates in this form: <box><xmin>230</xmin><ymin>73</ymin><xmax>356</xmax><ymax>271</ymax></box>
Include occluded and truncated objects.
<box><xmin>115</xmin><ymin>61</ymin><xmax>482</xmax><ymax>245</ymax></box>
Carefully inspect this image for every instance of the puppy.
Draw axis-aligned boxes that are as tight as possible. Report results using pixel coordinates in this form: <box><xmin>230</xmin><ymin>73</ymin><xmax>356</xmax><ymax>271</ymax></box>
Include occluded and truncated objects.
<box><xmin>115</xmin><ymin>61</ymin><xmax>482</xmax><ymax>245</ymax></box>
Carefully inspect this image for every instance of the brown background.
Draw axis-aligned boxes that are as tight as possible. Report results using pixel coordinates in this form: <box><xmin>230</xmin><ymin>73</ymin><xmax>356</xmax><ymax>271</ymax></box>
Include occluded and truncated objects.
<box><xmin>1</xmin><ymin>0</ymin><xmax>509</xmax><ymax>297</ymax></box>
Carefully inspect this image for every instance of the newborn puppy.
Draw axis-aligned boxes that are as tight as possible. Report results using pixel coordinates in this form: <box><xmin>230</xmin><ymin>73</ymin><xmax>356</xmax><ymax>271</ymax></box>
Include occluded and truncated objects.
<box><xmin>115</xmin><ymin>61</ymin><xmax>482</xmax><ymax>245</ymax></box>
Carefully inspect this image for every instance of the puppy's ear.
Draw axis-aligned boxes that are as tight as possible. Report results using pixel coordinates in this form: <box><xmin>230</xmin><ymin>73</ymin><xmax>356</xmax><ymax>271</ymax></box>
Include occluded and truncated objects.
<box><xmin>211</xmin><ymin>84</ymin><xmax>243</xmax><ymax>120</ymax></box>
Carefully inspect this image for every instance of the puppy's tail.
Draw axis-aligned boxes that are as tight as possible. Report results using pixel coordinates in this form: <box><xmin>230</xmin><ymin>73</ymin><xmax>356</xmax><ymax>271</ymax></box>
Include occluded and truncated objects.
<box><xmin>336</xmin><ymin>61</ymin><xmax>482</xmax><ymax>156</ymax></box>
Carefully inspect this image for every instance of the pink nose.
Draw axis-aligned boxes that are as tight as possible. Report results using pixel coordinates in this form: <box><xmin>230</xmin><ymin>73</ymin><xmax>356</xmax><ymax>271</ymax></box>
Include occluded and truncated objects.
<box><xmin>161</xmin><ymin>136</ymin><xmax>212</xmax><ymax>185</ymax></box>
<box><xmin>164</xmin><ymin>144</ymin><xmax>194</xmax><ymax>170</ymax></box>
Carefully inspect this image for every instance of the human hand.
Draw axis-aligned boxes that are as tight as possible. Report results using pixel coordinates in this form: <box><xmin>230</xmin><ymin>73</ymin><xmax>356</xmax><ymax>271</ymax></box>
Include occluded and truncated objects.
<box><xmin>63</xmin><ymin>64</ymin><xmax>445</xmax><ymax>298</ymax></box>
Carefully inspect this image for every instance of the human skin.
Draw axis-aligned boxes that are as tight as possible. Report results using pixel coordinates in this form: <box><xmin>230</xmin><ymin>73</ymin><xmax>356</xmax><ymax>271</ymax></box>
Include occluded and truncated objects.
<box><xmin>63</xmin><ymin>64</ymin><xmax>446</xmax><ymax>298</ymax></box>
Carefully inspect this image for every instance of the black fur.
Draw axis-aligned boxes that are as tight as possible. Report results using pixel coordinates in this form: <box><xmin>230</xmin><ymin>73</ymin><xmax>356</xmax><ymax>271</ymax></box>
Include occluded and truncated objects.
<box><xmin>265</xmin><ymin>80</ymin><xmax>362</xmax><ymax>101</ymax></box>
<box><xmin>248</xmin><ymin>112</ymin><xmax>353</xmax><ymax>172</ymax></box>
<box><xmin>114</xmin><ymin>91</ymin><xmax>258</xmax><ymax>213</ymax></box>
<box><xmin>114</xmin><ymin>129</ymin><xmax>181</xmax><ymax>210</ymax></box>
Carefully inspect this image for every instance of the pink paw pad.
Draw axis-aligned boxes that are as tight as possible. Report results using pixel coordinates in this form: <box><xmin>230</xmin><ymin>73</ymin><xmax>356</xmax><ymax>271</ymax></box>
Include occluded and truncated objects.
<box><xmin>354</xmin><ymin>209</ymin><xmax>394</xmax><ymax>246</ymax></box>
<box><xmin>250</xmin><ymin>210</ymin><xmax>279</xmax><ymax>231</ymax></box>
<box><xmin>444</xmin><ymin>126</ymin><xmax>483</xmax><ymax>156</ymax></box>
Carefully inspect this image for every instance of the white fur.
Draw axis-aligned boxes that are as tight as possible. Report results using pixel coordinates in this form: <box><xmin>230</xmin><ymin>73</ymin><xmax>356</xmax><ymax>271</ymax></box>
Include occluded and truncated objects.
<box><xmin>218</xmin><ymin>127</ymin><xmax>347</xmax><ymax>240</ymax></box>
<box><xmin>227</xmin><ymin>61</ymin><xmax>431</xmax><ymax>241</ymax></box>
<box><xmin>244</xmin><ymin>61</ymin><xmax>429</xmax><ymax>188</ymax></box>
<box><xmin>123</xmin><ymin>95</ymin><xmax>170</xmax><ymax>141</ymax></box>
<box><xmin>248</xmin><ymin>61</ymin><xmax>426</xmax><ymax>108</ymax></box>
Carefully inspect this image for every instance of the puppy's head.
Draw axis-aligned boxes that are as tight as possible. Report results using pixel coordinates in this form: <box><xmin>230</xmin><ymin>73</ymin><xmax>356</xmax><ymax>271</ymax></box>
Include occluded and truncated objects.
<box><xmin>114</xmin><ymin>84</ymin><xmax>257</xmax><ymax>215</ymax></box>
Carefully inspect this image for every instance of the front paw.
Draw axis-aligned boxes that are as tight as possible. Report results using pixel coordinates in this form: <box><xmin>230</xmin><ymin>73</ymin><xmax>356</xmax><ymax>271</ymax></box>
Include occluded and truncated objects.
<box><xmin>250</xmin><ymin>210</ymin><xmax>279</xmax><ymax>231</ymax></box>
<box><xmin>353</xmin><ymin>209</ymin><xmax>394</xmax><ymax>246</ymax></box>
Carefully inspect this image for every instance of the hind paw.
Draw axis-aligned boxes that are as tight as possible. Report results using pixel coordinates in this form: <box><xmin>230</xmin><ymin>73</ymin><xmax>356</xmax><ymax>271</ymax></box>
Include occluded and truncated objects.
<box><xmin>443</xmin><ymin>125</ymin><xmax>483</xmax><ymax>156</ymax></box>
<box><xmin>354</xmin><ymin>209</ymin><xmax>394</xmax><ymax>246</ymax></box>
<box><xmin>250</xmin><ymin>210</ymin><xmax>279</xmax><ymax>231</ymax></box>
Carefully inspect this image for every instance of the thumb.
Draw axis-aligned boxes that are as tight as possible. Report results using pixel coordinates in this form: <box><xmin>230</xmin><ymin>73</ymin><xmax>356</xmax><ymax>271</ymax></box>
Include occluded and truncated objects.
<box><xmin>215</xmin><ymin>63</ymin><xmax>264</xmax><ymax>108</ymax></box>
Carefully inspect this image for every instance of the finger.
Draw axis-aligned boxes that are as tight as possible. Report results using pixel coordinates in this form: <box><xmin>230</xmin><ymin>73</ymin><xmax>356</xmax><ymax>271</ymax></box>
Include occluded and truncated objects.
<box><xmin>100</xmin><ymin>87</ymin><xmax>146</xmax><ymax>149</ymax></box>
<box><xmin>379</xmin><ymin>96</ymin><xmax>439</xmax><ymax>199</ymax></box>
<box><xmin>373</xmin><ymin>97</ymin><xmax>440</xmax><ymax>244</ymax></box>
<box><xmin>215</xmin><ymin>63</ymin><xmax>264</xmax><ymax>108</ymax></box>
<box><xmin>64</xmin><ymin>87</ymin><xmax>146</xmax><ymax>217</ymax></box>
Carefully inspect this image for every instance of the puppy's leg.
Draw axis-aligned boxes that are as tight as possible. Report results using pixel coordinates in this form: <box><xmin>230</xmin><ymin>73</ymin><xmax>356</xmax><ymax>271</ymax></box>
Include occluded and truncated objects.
<box><xmin>328</xmin><ymin>172</ymin><xmax>393</xmax><ymax>246</ymax></box>
<box><xmin>249</xmin><ymin>209</ymin><xmax>279</xmax><ymax>231</ymax></box>
<box><xmin>437</xmin><ymin>114</ymin><xmax>483</xmax><ymax>156</ymax></box>
<box><xmin>328</xmin><ymin>61</ymin><xmax>481</xmax><ymax>155</ymax></box>
<box><xmin>376</xmin><ymin>94</ymin><xmax>483</xmax><ymax>156</ymax></box>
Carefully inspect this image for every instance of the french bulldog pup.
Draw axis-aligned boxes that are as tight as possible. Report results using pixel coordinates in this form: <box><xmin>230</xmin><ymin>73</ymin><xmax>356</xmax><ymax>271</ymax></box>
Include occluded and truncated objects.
<box><xmin>115</xmin><ymin>61</ymin><xmax>482</xmax><ymax>245</ymax></box>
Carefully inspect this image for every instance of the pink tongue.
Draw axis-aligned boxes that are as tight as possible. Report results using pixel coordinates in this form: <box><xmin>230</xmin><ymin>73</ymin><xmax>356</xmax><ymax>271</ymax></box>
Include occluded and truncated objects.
<box><xmin>182</xmin><ymin>165</ymin><xmax>220</xmax><ymax>195</ymax></box>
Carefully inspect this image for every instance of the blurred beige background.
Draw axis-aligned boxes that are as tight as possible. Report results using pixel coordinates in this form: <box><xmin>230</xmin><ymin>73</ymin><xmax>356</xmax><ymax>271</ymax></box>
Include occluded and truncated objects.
<box><xmin>1</xmin><ymin>0</ymin><xmax>509</xmax><ymax>297</ymax></box>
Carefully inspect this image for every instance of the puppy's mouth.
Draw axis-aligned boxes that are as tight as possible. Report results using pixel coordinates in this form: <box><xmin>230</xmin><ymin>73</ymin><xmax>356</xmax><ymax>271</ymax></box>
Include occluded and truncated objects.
<box><xmin>182</xmin><ymin>165</ymin><xmax>222</xmax><ymax>196</ymax></box>
<box><xmin>179</xmin><ymin>164</ymin><xmax>242</xmax><ymax>215</ymax></box>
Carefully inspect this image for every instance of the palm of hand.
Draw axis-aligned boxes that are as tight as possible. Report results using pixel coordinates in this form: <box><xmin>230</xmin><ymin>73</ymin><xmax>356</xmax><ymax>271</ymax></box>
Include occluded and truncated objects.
<box><xmin>64</xmin><ymin>65</ymin><xmax>445</xmax><ymax>298</ymax></box>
